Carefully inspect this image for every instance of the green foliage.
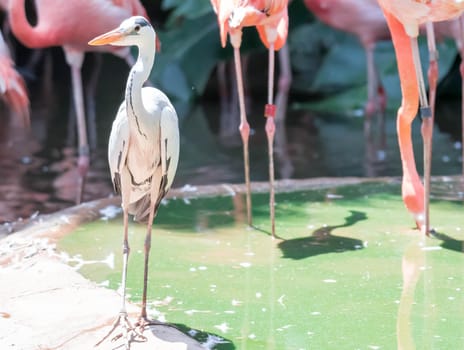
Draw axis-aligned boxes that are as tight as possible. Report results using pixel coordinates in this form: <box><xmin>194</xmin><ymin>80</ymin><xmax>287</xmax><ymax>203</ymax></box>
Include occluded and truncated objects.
<box><xmin>152</xmin><ymin>12</ymin><xmax>221</xmax><ymax>102</ymax></box>
<box><xmin>290</xmin><ymin>21</ymin><xmax>458</xmax><ymax>113</ymax></box>
<box><xmin>161</xmin><ymin>0</ymin><xmax>213</xmax><ymax>26</ymax></box>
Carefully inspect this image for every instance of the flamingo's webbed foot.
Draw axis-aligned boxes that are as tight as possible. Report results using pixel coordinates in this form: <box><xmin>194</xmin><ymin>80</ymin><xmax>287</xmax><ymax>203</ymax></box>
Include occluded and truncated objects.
<box><xmin>426</xmin><ymin>227</ymin><xmax>437</xmax><ymax>237</ymax></box>
<box><xmin>415</xmin><ymin>220</ymin><xmax>436</xmax><ymax>237</ymax></box>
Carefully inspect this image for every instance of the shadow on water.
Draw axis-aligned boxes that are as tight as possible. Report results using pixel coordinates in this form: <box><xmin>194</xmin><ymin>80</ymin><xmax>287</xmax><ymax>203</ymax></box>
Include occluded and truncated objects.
<box><xmin>278</xmin><ymin>210</ymin><xmax>366</xmax><ymax>259</ymax></box>
<box><xmin>432</xmin><ymin>231</ymin><xmax>464</xmax><ymax>254</ymax></box>
<box><xmin>172</xmin><ymin>323</ymin><xmax>236</xmax><ymax>350</ymax></box>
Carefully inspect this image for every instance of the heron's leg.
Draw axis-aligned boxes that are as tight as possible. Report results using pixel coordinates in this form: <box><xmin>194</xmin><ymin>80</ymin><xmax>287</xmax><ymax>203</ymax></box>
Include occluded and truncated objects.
<box><xmin>265</xmin><ymin>43</ymin><xmax>277</xmax><ymax>239</ymax></box>
<box><xmin>411</xmin><ymin>33</ymin><xmax>432</xmax><ymax>235</ymax></box>
<box><xmin>231</xmin><ymin>31</ymin><xmax>252</xmax><ymax>227</ymax></box>
<box><xmin>136</xmin><ymin>190</ymin><xmax>169</xmax><ymax>332</ymax></box>
<box><xmin>135</xmin><ymin>197</ymin><xmax>179</xmax><ymax>336</ymax></box>
<box><xmin>95</xmin><ymin>209</ymin><xmax>145</xmax><ymax>348</ymax></box>
<box><xmin>120</xmin><ymin>209</ymin><xmax>131</xmax><ymax>313</ymax></box>
<box><xmin>140</xmin><ymin>210</ymin><xmax>155</xmax><ymax>321</ymax></box>
<box><xmin>65</xmin><ymin>50</ymin><xmax>89</xmax><ymax>205</ymax></box>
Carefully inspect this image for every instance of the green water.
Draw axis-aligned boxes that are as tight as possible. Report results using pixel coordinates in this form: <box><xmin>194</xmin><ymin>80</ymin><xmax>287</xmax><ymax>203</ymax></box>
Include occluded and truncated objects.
<box><xmin>59</xmin><ymin>182</ymin><xmax>464</xmax><ymax>349</ymax></box>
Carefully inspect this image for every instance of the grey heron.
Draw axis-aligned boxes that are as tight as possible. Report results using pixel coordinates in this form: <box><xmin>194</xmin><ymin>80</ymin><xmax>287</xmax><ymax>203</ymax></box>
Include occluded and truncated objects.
<box><xmin>89</xmin><ymin>16</ymin><xmax>180</xmax><ymax>346</ymax></box>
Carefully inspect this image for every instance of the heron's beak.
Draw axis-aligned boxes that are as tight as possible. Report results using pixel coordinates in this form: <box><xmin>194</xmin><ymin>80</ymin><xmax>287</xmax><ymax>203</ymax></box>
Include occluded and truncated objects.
<box><xmin>88</xmin><ymin>28</ymin><xmax>124</xmax><ymax>46</ymax></box>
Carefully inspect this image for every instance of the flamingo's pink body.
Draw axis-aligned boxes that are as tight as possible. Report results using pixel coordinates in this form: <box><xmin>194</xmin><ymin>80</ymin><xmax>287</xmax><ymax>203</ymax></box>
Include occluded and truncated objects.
<box><xmin>378</xmin><ymin>0</ymin><xmax>464</xmax><ymax>233</ymax></box>
<box><xmin>380</xmin><ymin>0</ymin><xmax>464</xmax><ymax>37</ymax></box>
<box><xmin>0</xmin><ymin>31</ymin><xmax>29</xmax><ymax>126</ymax></box>
<box><xmin>9</xmin><ymin>0</ymin><xmax>147</xmax><ymax>56</ymax></box>
<box><xmin>211</xmin><ymin>0</ymin><xmax>288</xmax><ymax>50</ymax></box>
<box><xmin>7</xmin><ymin>0</ymin><xmax>148</xmax><ymax>203</ymax></box>
<box><xmin>210</xmin><ymin>0</ymin><xmax>289</xmax><ymax>236</ymax></box>
<box><xmin>305</xmin><ymin>0</ymin><xmax>388</xmax><ymax>43</ymax></box>
<box><xmin>304</xmin><ymin>0</ymin><xmax>390</xmax><ymax>117</ymax></box>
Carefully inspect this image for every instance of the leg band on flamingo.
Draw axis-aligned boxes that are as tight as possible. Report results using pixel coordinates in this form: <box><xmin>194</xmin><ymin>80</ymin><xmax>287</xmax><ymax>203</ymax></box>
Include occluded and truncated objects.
<box><xmin>420</xmin><ymin>106</ymin><xmax>432</xmax><ymax>119</ymax></box>
<box><xmin>78</xmin><ymin>144</ymin><xmax>90</xmax><ymax>157</ymax></box>
<box><xmin>264</xmin><ymin>103</ymin><xmax>276</xmax><ymax>118</ymax></box>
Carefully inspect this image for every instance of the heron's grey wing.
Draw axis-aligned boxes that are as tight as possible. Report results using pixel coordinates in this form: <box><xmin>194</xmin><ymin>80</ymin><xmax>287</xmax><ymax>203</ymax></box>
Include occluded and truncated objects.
<box><xmin>141</xmin><ymin>104</ymin><xmax>179</xmax><ymax>219</ymax></box>
<box><xmin>160</xmin><ymin>104</ymin><xmax>180</xmax><ymax>191</ymax></box>
<box><xmin>127</xmin><ymin>91</ymin><xmax>179</xmax><ymax>223</ymax></box>
<box><xmin>108</xmin><ymin>103</ymin><xmax>130</xmax><ymax>194</ymax></box>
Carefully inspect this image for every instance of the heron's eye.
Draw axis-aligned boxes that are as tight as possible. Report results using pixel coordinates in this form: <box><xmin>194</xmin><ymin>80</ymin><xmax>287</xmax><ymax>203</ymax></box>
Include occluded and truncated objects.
<box><xmin>134</xmin><ymin>25</ymin><xmax>141</xmax><ymax>33</ymax></box>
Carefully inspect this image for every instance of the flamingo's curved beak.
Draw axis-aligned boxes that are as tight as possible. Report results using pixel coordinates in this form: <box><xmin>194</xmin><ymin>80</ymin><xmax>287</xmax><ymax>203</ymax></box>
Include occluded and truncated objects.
<box><xmin>88</xmin><ymin>29</ymin><xmax>124</xmax><ymax>46</ymax></box>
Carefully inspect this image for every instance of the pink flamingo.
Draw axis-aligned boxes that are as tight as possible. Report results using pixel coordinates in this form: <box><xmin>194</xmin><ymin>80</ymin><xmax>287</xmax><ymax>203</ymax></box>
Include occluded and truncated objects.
<box><xmin>210</xmin><ymin>0</ymin><xmax>289</xmax><ymax>238</ymax></box>
<box><xmin>304</xmin><ymin>0</ymin><xmax>390</xmax><ymax>121</ymax></box>
<box><xmin>7</xmin><ymin>0</ymin><xmax>148</xmax><ymax>203</ymax></box>
<box><xmin>0</xmin><ymin>30</ymin><xmax>29</xmax><ymax>126</ymax></box>
<box><xmin>378</xmin><ymin>0</ymin><xmax>464</xmax><ymax>234</ymax></box>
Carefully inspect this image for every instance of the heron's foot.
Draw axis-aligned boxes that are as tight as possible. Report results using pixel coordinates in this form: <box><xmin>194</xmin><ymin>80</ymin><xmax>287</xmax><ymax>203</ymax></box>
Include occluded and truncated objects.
<box><xmin>135</xmin><ymin>316</ymin><xmax>179</xmax><ymax>334</ymax></box>
<box><xmin>95</xmin><ymin>311</ymin><xmax>146</xmax><ymax>349</ymax></box>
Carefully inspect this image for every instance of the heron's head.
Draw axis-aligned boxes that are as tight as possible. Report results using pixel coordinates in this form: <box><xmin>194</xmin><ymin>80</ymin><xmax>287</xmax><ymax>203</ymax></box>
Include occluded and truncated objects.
<box><xmin>88</xmin><ymin>16</ymin><xmax>155</xmax><ymax>48</ymax></box>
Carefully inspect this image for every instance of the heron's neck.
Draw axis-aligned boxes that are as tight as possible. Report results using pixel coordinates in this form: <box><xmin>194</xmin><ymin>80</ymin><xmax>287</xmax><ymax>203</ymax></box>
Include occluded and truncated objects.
<box><xmin>125</xmin><ymin>41</ymin><xmax>155</xmax><ymax>125</ymax></box>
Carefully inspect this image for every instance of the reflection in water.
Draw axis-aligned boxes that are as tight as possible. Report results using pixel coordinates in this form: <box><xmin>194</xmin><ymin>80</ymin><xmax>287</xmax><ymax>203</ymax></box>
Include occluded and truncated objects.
<box><xmin>266</xmin><ymin>239</ymin><xmax>279</xmax><ymax>350</ymax></box>
<box><xmin>282</xmin><ymin>113</ymin><xmax>321</xmax><ymax>178</ymax></box>
<box><xmin>0</xmin><ymin>115</ymin><xmax>42</xmax><ymax>223</ymax></box>
<box><xmin>430</xmin><ymin>176</ymin><xmax>464</xmax><ymax>201</ymax></box>
<box><xmin>397</xmin><ymin>232</ymin><xmax>464</xmax><ymax>349</ymax></box>
<box><xmin>232</xmin><ymin>193</ymin><xmax>247</xmax><ymax>225</ymax></box>
<box><xmin>193</xmin><ymin>194</ymin><xmax>247</xmax><ymax>232</ymax></box>
<box><xmin>363</xmin><ymin>107</ymin><xmax>387</xmax><ymax>177</ymax></box>
<box><xmin>397</xmin><ymin>239</ymin><xmax>425</xmax><ymax>350</ymax></box>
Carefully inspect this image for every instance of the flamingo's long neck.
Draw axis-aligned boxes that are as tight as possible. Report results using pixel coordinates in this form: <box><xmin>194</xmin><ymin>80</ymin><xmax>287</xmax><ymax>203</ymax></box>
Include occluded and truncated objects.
<box><xmin>125</xmin><ymin>36</ymin><xmax>155</xmax><ymax>134</ymax></box>
<box><xmin>9</xmin><ymin>0</ymin><xmax>51</xmax><ymax>48</ymax></box>
<box><xmin>382</xmin><ymin>9</ymin><xmax>425</xmax><ymax>223</ymax></box>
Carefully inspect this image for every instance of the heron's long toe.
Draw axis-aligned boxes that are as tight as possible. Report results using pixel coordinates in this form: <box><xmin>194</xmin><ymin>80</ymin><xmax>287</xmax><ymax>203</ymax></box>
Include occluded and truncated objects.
<box><xmin>96</xmin><ymin>312</ymin><xmax>146</xmax><ymax>349</ymax></box>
